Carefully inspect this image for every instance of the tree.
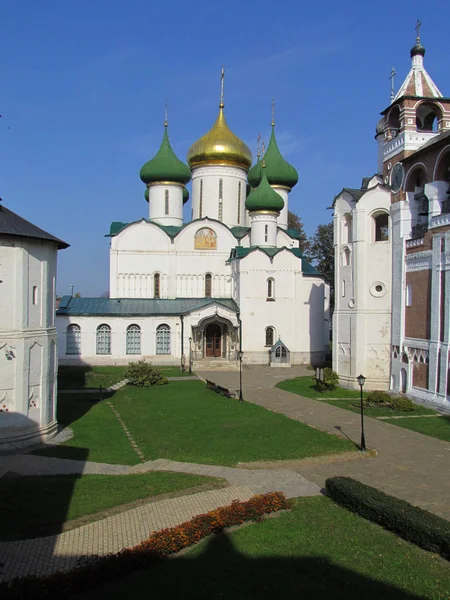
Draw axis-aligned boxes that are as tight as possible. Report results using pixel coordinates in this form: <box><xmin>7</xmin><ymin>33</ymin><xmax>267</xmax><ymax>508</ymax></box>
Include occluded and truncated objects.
<box><xmin>308</xmin><ymin>222</ymin><xmax>334</xmax><ymax>285</ymax></box>
<box><xmin>287</xmin><ymin>211</ymin><xmax>310</xmax><ymax>255</ymax></box>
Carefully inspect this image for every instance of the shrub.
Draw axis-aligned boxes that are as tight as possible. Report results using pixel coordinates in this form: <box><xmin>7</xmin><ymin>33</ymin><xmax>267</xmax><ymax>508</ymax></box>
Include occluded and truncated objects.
<box><xmin>0</xmin><ymin>492</ymin><xmax>291</xmax><ymax>600</ymax></box>
<box><xmin>391</xmin><ymin>396</ymin><xmax>415</xmax><ymax>412</ymax></box>
<box><xmin>125</xmin><ymin>360</ymin><xmax>168</xmax><ymax>387</ymax></box>
<box><xmin>325</xmin><ymin>477</ymin><xmax>450</xmax><ymax>561</ymax></box>
<box><xmin>314</xmin><ymin>367</ymin><xmax>339</xmax><ymax>392</ymax></box>
<box><xmin>366</xmin><ymin>390</ymin><xmax>391</xmax><ymax>405</ymax></box>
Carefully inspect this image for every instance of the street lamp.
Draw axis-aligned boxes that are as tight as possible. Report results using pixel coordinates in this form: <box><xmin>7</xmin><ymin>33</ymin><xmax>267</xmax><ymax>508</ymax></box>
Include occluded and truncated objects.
<box><xmin>189</xmin><ymin>337</ymin><xmax>192</xmax><ymax>375</ymax></box>
<box><xmin>238</xmin><ymin>350</ymin><xmax>244</xmax><ymax>402</ymax></box>
<box><xmin>356</xmin><ymin>374</ymin><xmax>366</xmax><ymax>451</ymax></box>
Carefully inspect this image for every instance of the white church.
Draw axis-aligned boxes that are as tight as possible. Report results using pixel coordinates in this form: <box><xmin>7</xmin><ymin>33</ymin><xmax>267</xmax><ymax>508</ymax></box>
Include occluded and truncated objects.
<box><xmin>56</xmin><ymin>79</ymin><xmax>330</xmax><ymax>367</ymax></box>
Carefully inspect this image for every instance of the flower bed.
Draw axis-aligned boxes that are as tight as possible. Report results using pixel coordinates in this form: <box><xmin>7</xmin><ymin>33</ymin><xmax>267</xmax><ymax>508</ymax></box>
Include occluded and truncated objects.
<box><xmin>1</xmin><ymin>492</ymin><xmax>291</xmax><ymax>600</ymax></box>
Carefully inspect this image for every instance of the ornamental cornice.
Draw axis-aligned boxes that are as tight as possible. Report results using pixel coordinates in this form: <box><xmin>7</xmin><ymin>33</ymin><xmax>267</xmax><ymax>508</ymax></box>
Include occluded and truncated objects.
<box><xmin>191</xmin><ymin>166</ymin><xmax>247</xmax><ymax>178</ymax></box>
<box><xmin>405</xmin><ymin>250</ymin><xmax>432</xmax><ymax>271</ymax></box>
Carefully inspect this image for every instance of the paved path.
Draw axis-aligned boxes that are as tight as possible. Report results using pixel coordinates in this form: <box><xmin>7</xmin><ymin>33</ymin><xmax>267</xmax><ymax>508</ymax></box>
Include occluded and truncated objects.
<box><xmin>0</xmin><ymin>454</ymin><xmax>318</xmax><ymax>582</ymax></box>
<box><xmin>198</xmin><ymin>366</ymin><xmax>450</xmax><ymax>521</ymax></box>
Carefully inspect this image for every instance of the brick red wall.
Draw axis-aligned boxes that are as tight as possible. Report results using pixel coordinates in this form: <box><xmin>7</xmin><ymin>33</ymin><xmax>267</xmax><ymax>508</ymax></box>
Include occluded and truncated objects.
<box><xmin>405</xmin><ymin>270</ymin><xmax>431</xmax><ymax>340</ymax></box>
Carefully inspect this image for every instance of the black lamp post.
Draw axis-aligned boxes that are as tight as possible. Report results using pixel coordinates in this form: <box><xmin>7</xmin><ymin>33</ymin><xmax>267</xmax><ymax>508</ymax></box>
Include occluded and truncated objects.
<box><xmin>238</xmin><ymin>350</ymin><xmax>244</xmax><ymax>402</ymax></box>
<box><xmin>356</xmin><ymin>374</ymin><xmax>366</xmax><ymax>451</ymax></box>
<box><xmin>189</xmin><ymin>337</ymin><xmax>192</xmax><ymax>375</ymax></box>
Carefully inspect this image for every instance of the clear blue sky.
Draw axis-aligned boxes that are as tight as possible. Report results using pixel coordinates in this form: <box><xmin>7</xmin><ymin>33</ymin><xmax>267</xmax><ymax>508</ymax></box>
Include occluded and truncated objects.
<box><xmin>1</xmin><ymin>0</ymin><xmax>448</xmax><ymax>296</ymax></box>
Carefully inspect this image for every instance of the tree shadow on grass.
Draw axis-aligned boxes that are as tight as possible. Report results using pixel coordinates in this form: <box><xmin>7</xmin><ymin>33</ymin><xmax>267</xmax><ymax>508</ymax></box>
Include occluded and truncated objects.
<box><xmin>78</xmin><ymin>531</ymin><xmax>429</xmax><ymax>600</ymax></box>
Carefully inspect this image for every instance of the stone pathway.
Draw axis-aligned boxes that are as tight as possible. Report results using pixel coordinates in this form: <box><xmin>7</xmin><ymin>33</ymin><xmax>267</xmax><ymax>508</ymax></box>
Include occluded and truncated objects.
<box><xmin>198</xmin><ymin>366</ymin><xmax>450</xmax><ymax>521</ymax></box>
<box><xmin>0</xmin><ymin>454</ymin><xmax>318</xmax><ymax>582</ymax></box>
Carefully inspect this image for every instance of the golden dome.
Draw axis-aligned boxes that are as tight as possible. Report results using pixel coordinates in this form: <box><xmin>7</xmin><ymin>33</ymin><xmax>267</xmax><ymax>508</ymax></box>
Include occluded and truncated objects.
<box><xmin>187</xmin><ymin>105</ymin><xmax>252</xmax><ymax>171</ymax></box>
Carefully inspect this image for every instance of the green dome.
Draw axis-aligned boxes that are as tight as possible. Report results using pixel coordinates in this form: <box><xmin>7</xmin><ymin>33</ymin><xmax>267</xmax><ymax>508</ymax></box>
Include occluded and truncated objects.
<box><xmin>410</xmin><ymin>41</ymin><xmax>425</xmax><ymax>58</ymax></box>
<box><xmin>183</xmin><ymin>186</ymin><xmax>189</xmax><ymax>204</ymax></box>
<box><xmin>245</xmin><ymin>168</ymin><xmax>284</xmax><ymax>212</ymax></box>
<box><xmin>144</xmin><ymin>187</ymin><xmax>149</xmax><ymax>202</ymax></box>
<box><xmin>140</xmin><ymin>126</ymin><xmax>191</xmax><ymax>185</ymax></box>
<box><xmin>248</xmin><ymin>155</ymin><xmax>262</xmax><ymax>188</ymax></box>
<box><xmin>248</xmin><ymin>125</ymin><xmax>298</xmax><ymax>189</ymax></box>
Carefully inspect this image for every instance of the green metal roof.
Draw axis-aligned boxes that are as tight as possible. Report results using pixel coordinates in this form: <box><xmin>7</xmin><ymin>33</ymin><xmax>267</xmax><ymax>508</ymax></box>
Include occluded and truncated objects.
<box><xmin>107</xmin><ymin>218</ymin><xmax>249</xmax><ymax>241</ymax></box>
<box><xmin>140</xmin><ymin>126</ymin><xmax>191</xmax><ymax>185</ymax></box>
<box><xmin>57</xmin><ymin>296</ymin><xmax>239</xmax><ymax>317</ymax></box>
<box><xmin>229</xmin><ymin>245</ymin><xmax>322</xmax><ymax>277</ymax></box>
<box><xmin>284</xmin><ymin>227</ymin><xmax>303</xmax><ymax>240</ymax></box>
<box><xmin>248</xmin><ymin>125</ymin><xmax>298</xmax><ymax>189</ymax></box>
<box><xmin>245</xmin><ymin>169</ymin><xmax>284</xmax><ymax>212</ymax></box>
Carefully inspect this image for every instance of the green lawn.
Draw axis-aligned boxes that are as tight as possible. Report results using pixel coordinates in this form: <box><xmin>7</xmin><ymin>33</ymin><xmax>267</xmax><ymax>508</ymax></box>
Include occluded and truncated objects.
<box><xmin>57</xmin><ymin>365</ymin><xmax>191</xmax><ymax>390</ymax></box>
<box><xmin>277</xmin><ymin>376</ymin><xmax>448</xmax><ymax>442</ymax></box>
<box><xmin>77</xmin><ymin>496</ymin><xmax>450</xmax><ymax>600</ymax></box>
<box><xmin>38</xmin><ymin>381</ymin><xmax>355</xmax><ymax>466</ymax></box>
<box><xmin>277</xmin><ymin>376</ymin><xmax>367</xmax><ymax>399</ymax></box>
<box><xmin>0</xmin><ymin>472</ymin><xmax>223</xmax><ymax>541</ymax></box>
<box><xmin>34</xmin><ymin>393</ymin><xmax>139</xmax><ymax>464</ymax></box>
<box><xmin>390</xmin><ymin>414</ymin><xmax>450</xmax><ymax>443</ymax></box>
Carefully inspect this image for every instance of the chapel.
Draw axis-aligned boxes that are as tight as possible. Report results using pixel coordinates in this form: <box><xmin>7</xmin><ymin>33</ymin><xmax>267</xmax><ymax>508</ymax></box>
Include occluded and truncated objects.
<box><xmin>56</xmin><ymin>74</ymin><xmax>330</xmax><ymax>367</ymax></box>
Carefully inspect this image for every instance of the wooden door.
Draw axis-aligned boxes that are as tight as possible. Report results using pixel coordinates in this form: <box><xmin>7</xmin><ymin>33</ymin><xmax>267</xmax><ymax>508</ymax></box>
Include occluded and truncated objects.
<box><xmin>205</xmin><ymin>324</ymin><xmax>222</xmax><ymax>358</ymax></box>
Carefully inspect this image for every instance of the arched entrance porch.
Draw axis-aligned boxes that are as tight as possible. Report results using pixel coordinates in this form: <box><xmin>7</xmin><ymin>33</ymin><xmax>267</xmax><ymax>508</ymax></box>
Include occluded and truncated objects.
<box><xmin>192</xmin><ymin>315</ymin><xmax>239</xmax><ymax>361</ymax></box>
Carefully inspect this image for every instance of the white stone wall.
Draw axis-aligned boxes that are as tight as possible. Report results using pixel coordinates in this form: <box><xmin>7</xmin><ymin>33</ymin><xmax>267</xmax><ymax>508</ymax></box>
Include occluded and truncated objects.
<box><xmin>235</xmin><ymin>249</ymin><xmax>328</xmax><ymax>364</ymax></box>
<box><xmin>333</xmin><ymin>180</ymin><xmax>392</xmax><ymax>389</ymax></box>
<box><xmin>191</xmin><ymin>165</ymin><xmax>247</xmax><ymax>226</ymax></box>
<box><xmin>0</xmin><ymin>236</ymin><xmax>59</xmax><ymax>449</ymax></box>
<box><xmin>271</xmin><ymin>186</ymin><xmax>289</xmax><ymax>230</ymax></box>
<box><xmin>249</xmin><ymin>213</ymin><xmax>278</xmax><ymax>247</ymax></box>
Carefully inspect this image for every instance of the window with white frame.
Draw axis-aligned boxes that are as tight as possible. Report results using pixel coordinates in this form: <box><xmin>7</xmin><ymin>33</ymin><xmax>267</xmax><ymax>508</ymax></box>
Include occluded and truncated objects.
<box><xmin>32</xmin><ymin>286</ymin><xmax>38</xmax><ymax>305</ymax></box>
<box><xmin>374</xmin><ymin>213</ymin><xmax>389</xmax><ymax>242</ymax></box>
<box><xmin>237</xmin><ymin>181</ymin><xmax>241</xmax><ymax>224</ymax></box>
<box><xmin>66</xmin><ymin>324</ymin><xmax>81</xmax><ymax>355</ymax></box>
<box><xmin>265</xmin><ymin>327</ymin><xmax>275</xmax><ymax>347</ymax></box>
<box><xmin>406</xmin><ymin>283</ymin><xmax>412</xmax><ymax>307</ymax></box>
<box><xmin>342</xmin><ymin>247</ymin><xmax>351</xmax><ymax>266</ymax></box>
<box><xmin>264</xmin><ymin>224</ymin><xmax>268</xmax><ymax>242</ymax></box>
<box><xmin>126</xmin><ymin>324</ymin><xmax>141</xmax><ymax>355</ymax></box>
<box><xmin>342</xmin><ymin>280</ymin><xmax>346</xmax><ymax>297</ymax></box>
<box><xmin>199</xmin><ymin>179</ymin><xmax>203</xmax><ymax>218</ymax></box>
<box><xmin>96</xmin><ymin>324</ymin><xmax>111</xmax><ymax>355</ymax></box>
<box><xmin>342</xmin><ymin>214</ymin><xmax>352</xmax><ymax>244</ymax></box>
<box><xmin>267</xmin><ymin>278</ymin><xmax>275</xmax><ymax>300</ymax></box>
<box><xmin>156</xmin><ymin>324</ymin><xmax>171</xmax><ymax>354</ymax></box>
<box><xmin>218</xmin><ymin>179</ymin><xmax>223</xmax><ymax>221</ymax></box>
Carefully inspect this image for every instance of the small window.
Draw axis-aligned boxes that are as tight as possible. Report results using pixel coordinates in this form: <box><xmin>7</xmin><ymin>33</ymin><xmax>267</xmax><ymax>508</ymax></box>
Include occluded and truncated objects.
<box><xmin>154</xmin><ymin>273</ymin><xmax>161</xmax><ymax>299</ymax></box>
<box><xmin>342</xmin><ymin>214</ymin><xmax>352</xmax><ymax>244</ymax></box>
<box><xmin>205</xmin><ymin>273</ymin><xmax>212</xmax><ymax>298</ymax></box>
<box><xmin>342</xmin><ymin>280</ymin><xmax>346</xmax><ymax>297</ymax></box>
<box><xmin>406</xmin><ymin>283</ymin><xmax>412</xmax><ymax>307</ymax></box>
<box><xmin>374</xmin><ymin>213</ymin><xmax>389</xmax><ymax>242</ymax></box>
<box><xmin>265</xmin><ymin>327</ymin><xmax>275</xmax><ymax>347</ymax></box>
<box><xmin>218</xmin><ymin>179</ymin><xmax>223</xmax><ymax>221</ymax></box>
<box><xmin>32</xmin><ymin>286</ymin><xmax>38</xmax><ymax>305</ymax></box>
<box><xmin>199</xmin><ymin>180</ymin><xmax>203</xmax><ymax>218</ymax></box>
<box><xmin>66</xmin><ymin>324</ymin><xmax>81</xmax><ymax>355</ymax></box>
<box><xmin>126</xmin><ymin>324</ymin><xmax>141</xmax><ymax>355</ymax></box>
<box><xmin>156</xmin><ymin>324</ymin><xmax>171</xmax><ymax>354</ymax></box>
<box><xmin>264</xmin><ymin>224</ymin><xmax>268</xmax><ymax>242</ymax></box>
<box><xmin>267</xmin><ymin>278</ymin><xmax>275</xmax><ymax>300</ymax></box>
<box><xmin>237</xmin><ymin>181</ymin><xmax>241</xmax><ymax>224</ymax></box>
<box><xmin>342</xmin><ymin>247</ymin><xmax>351</xmax><ymax>266</ymax></box>
<box><xmin>96</xmin><ymin>324</ymin><xmax>111</xmax><ymax>355</ymax></box>
<box><xmin>164</xmin><ymin>189</ymin><xmax>169</xmax><ymax>215</ymax></box>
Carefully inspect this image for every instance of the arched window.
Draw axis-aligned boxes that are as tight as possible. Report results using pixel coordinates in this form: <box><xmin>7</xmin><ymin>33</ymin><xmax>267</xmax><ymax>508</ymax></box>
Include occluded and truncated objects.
<box><xmin>199</xmin><ymin>179</ymin><xmax>203</xmax><ymax>218</ymax></box>
<box><xmin>32</xmin><ymin>286</ymin><xmax>38</xmax><ymax>305</ymax></box>
<box><xmin>154</xmin><ymin>273</ymin><xmax>161</xmax><ymax>299</ymax></box>
<box><xmin>67</xmin><ymin>324</ymin><xmax>81</xmax><ymax>355</ymax></box>
<box><xmin>126</xmin><ymin>324</ymin><xmax>141</xmax><ymax>355</ymax></box>
<box><xmin>374</xmin><ymin>213</ymin><xmax>389</xmax><ymax>242</ymax></box>
<box><xmin>164</xmin><ymin>189</ymin><xmax>169</xmax><ymax>215</ymax></box>
<box><xmin>342</xmin><ymin>214</ymin><xmax>352</xmax><ymax>244</ymax></box>
<box><xmin>156</xmin><ymin>324</ymin><xmax>171</xmax><ymax>354</ymax></box>
<box><xmin>416</xmin><ymin>102</ymin><xmax>442</xmax><ymax>132</ymax></box>
<box><xmin>96</xmin><ymin>324</ymin><xmax>111</xmax><ymax>355</ymax></box>
<box><xmin>342</xmin><ymin>247</ymin><xmax>351</xmax><ymax>266</ymax></box>
<box><xmin>205</xmin><ymin>273</ymin><xmax>212</xmax><ymax>298</ymax></box>
<box><xmin>267</xmin><ymin>278</ymin><xmax>275</xmax><ymax>300</ymax></box>
<box><xmin>265</xmin><ymin>327</ymin><xmax>275</xmax><ymax>347</ymax></box>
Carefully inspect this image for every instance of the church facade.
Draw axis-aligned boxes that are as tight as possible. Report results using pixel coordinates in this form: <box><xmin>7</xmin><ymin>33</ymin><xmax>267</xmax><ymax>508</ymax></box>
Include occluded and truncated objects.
<box><xmin>333</xmin><ymin>26</ymin><xmax>450</xmax><ymax>411</ymax></box>
<box><xmin>56</xmin><ymin>87</ymin><xmax>330</xmax><ymax>367</ymax></box>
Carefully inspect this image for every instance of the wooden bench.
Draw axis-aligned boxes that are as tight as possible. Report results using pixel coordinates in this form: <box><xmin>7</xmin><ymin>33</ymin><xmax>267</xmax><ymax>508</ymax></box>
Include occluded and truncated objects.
<box><xmin>206</xmin><ymin>379</ymin><xmax>233</xmax><ymax>398</ymax></box>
